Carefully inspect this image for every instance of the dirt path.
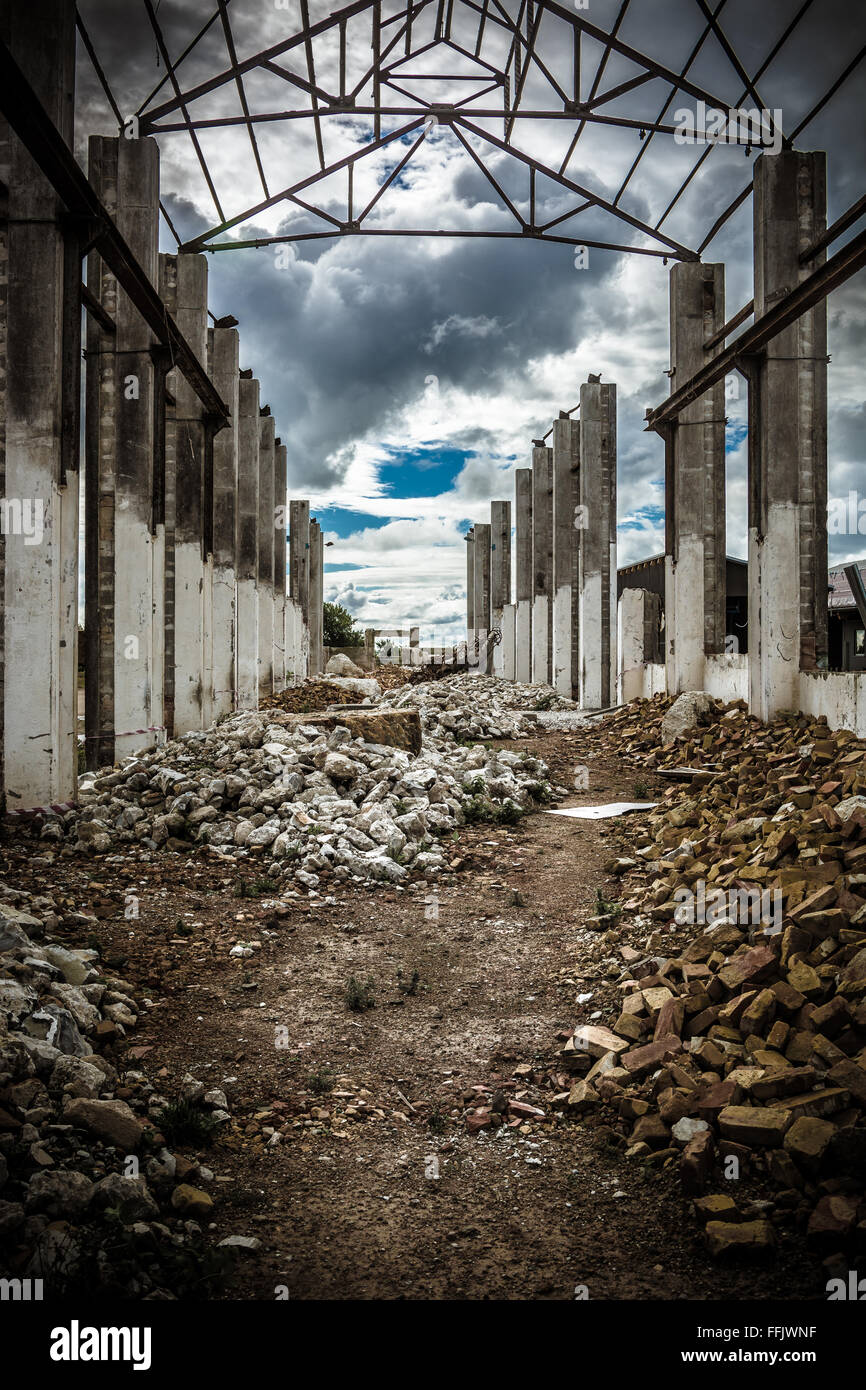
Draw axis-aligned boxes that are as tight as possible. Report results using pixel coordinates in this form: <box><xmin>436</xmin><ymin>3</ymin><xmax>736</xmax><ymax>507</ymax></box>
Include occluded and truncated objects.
<box><xmin>2</xmin><ymin>731</ymin><xmax>828</xmax><ymax>1300</ymax></box>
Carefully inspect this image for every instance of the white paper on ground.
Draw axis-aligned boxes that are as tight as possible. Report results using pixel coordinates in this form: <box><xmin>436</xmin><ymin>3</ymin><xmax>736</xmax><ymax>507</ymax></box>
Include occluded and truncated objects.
<box><xmin>545</xmin><ymin>801</ymin><xmax>658</xmax><ymax>820</ymax></box>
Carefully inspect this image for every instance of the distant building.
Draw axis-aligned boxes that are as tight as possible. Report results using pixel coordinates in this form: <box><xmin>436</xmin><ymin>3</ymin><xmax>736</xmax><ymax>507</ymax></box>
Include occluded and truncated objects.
<box><xmin>615</xmin><ymin>555</ymin><xmax>866</xmax><ymax>671</ymax></box>
<box><xmin>617</xmin><ymin>555</ymin><xmax>748</xmax><ymax>658</ymax></box>
<box><xmin>828</xmin><ymin>561</ymin><xmax>866</xmax><ymax>671</ymax></box>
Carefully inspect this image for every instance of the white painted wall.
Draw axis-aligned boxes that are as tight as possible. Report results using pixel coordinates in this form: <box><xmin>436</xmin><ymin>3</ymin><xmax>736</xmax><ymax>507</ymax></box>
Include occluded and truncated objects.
<box><xmin>258</xmin><ymin>593</ymin><xmax>274</xmax><ymax>698</ymax></box>
<box><xmin>531</xmin><ymin>594</ymin><xmax>549</xmax><ymax>685</ymax></box>
<box><xmin>236</xmin><ymin>577</ymin><xmax>258</xmax><ymax>709</ymax></box>
<box><xmin>579</xmin><ymin>571</ymin><xmax>603</xmax><ymax>707</ymax></box>
<box><xmin>173</xmin><ymin>541</ymin><xmax>205</xmax><ymax>734</ymax></box>
<box><xmin>498</xmin><ymin>603</ymin><xmax>516</xmax><ymax>680</ymax></box>
<box><xmin>274</xmin><ymin>591</ymin><xmax>286</xmax><ymax>692</ymax></box>
<box><xmin>665</xmin><ymin>537</ymin><xmax>708</xmax><ymax>694</ymax></box>
<box><xmin>749</xmin><ymin>502</ymin><xmax>800</xmax><ymax>721</ymax></box>
<box><xmin>202</xmin><ymin>554</ymin><xmax>214</xmax><ymax>728</ymax></box>
<box><xmin>617</xmin><ymin>589</ymin><xmax>645</xmax><ymax>705</ymax></box>
<box><xmin>212</xmin><ymin>565</ymin><xmax>236</xmax><ymax>718</ymax></box>
<box><xmin>515</xmin><ymin>601</ymin><xmax>531</xmax><ymax>683</ymax></box>
<box><xmin>552</xmin><ymin>584</ymin><xmax>572</xmax><ymax>696</ymax></box>
<box><xmin>705</xmin><ymin>653</ymin><xmax>748</xmax><ymax>702</ymax></box>
<box><xmin>798</xmin><ymin>670</ymin><xmax>866</xmax><ymax>735</ymax></box>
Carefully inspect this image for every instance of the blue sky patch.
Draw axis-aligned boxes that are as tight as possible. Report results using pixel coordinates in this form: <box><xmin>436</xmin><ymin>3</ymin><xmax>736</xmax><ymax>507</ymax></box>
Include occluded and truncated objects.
<box><xmin>315</xmin><ymin>508</ymin><xmax>396</xmax><ymax>538</ymax></box>
<box><xmin>726</xmin><ymin>420</ymin><xmax>749</xmax><ymax>452</ymax></box>
<box><xmin>378</xmin><ymin>445</ymin><xmax>474</xmax><ymax>498</ymax></box>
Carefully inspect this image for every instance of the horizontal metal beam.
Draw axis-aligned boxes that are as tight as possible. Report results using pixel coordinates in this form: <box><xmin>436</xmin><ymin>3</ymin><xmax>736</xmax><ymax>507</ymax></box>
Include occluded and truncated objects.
<box><xmin>198</xmin><ymin>227</ymin><xmax>675</xmax><ymax>257</ymax></box>
<box><xmin>145</xmin><ymin>106</ymin><xmax>689</xmax><ymax>137</ymax></box>
<box><xmin>801</xmin><ymin>192</ymin><xmax>866</xmax><ymax>264</ymax></box>
<box><xmin>646</xmin><ymin>225</ymin><xmax>866</xmax><ymax>430</ymax></box>
<box><xmin>0</xmin><ymin>37</ymin><xmax>229</xmax><ymax>427</ymax></box>
<box><xmin>80</xmin><ymin>282</ymin><xmax>115</xmax><ymax>335</ymax></box>
<box><xmin>703</xmin><ymin>297</ymin><xmax>753</xmax><ymax>351</ymax></box>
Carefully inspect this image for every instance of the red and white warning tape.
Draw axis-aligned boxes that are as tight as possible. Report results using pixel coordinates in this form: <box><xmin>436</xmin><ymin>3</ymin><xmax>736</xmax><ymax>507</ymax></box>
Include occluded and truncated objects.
<box><xmin>8</xmin><ymin>800</ymin><xmax>78</xmax><ymax>818</ymax></box>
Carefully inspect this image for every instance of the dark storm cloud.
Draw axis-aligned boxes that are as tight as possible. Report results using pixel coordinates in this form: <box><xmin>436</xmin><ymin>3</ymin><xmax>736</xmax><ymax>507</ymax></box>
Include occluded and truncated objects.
<box><xmin>201</xmin><ymin>228</ymin><xmax>624</xmax><ymax>491</ymax></box>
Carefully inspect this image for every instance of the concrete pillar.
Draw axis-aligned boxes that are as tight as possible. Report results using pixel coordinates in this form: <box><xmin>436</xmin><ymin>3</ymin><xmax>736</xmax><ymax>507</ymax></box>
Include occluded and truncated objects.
<box><xmin>209</xmin><ymin>325</ymin><xmax>239</xmax><ymax>719</ymax></box>
<box><xmin>166</xmin><ymin>254</ymin><xmax>209</xmax><ymax>734</ymax></box>
<box><xmin>749</xmin><ymin>151</ymin><xmax>828</xmax><ymax>721</ymax></box>
<box><xmin>289</xmin><ymin>499</ymin><xmax>310</xmax><ymax>682</ymax></box>
<box><xmin>579</xmin><ymin>379</ymin><xmax>617</xmax><ymax>709</ymax></box>
<box><xmin>491</xmin><ymin>499</ymin><xmax>511</xmax><ymax>677</ymax></box>
<box><xmin>236</xmin><ymin>375</ymin><xmax>259</xmax><ymax>710</ymax></box>
<box><xmin>465</xmin><ymin>526</ymin><xmax>476</xmax><ymax>662</ymax></box>
<box><xmin>84</xmin><ymin>135</ymin><xmax>161</xmax><ymax>767</ymax></box>
<box><xmin>500</xmin><ymin>604</ymin><xmax>516</xmax><ymax>680</ymax></box>
<box><xmin>285</xmin><ymin>598</ymin><xmax>304</xmax><ymax>684</ymax></box>
<box><xmin>664</xmin><ymin>262</ymin><xmax>726</xmax><ymax>695</ymax></box>
<box><xmin>531</xmin><ymin>446</ymin><xmax>553</xmax><ymax>686</ymax></box>
<box><xmin>618</xmin><ymin>587</ymin><xmax>662</xmax><ymax>703</ymax></box>
<box><xmin>552</xmin><ymin>415</ymin><xmax>580</xmax><ymax>698</ymax></box>
<box><xmin>1</xmin><ymin>0</ymin><xmax>79</xmax><ymax>808</ymax></box>
<box><xmin>157</xmin><ymin>257</ymin><xmax>177</xmax><ymax>737</ymax></box>
<box><xmin>257</xmin><ymin>412</ymin><xmax>275</xmax><ymax>697</ymax></box>
<box><xmin>514</xmin><ymin>467</ymin><xmax>532</xmax><ymax>683</ymax></box>
<box><xmin>273</xmin><ymin>441</ymin><xmax>287</xmax><ymax>692</ymax></box>
<box><xmin>473</xmin><ymin>521</ymin><xmax>491</xmax><ymax>674</ymax></box>
<box><xmin>309</xmin><ymin>518</ymin><xmax>323</xmax><ymax>675</ymax></box>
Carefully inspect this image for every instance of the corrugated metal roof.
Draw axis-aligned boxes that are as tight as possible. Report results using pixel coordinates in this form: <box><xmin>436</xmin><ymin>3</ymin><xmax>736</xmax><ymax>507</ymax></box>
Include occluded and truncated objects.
<box><xmin>828</xmin><ymin>562</ymin><xmax>866</xmax><ymax>611</ymax></box>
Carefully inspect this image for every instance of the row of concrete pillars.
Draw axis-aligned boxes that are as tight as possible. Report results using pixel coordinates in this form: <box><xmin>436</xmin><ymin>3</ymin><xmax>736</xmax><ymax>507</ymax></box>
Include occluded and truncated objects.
<box><xmin>467</xmin><ymin>377</ymin><xmax>617</xmax><ymax>708</ymax></box>
<box><xmin>469</xmin><ymin>148</ymin><xmax>830</xmax><ymax>724</ymax></box>
<box><xmin>0</xmin><ymin>1</ymin><xmax>324</xmax><ymax>812</ymax></box>
<box><xmin>666</xmin><ymin>148</ymin><xmax>827</xmax><ymax>722</ymax></box>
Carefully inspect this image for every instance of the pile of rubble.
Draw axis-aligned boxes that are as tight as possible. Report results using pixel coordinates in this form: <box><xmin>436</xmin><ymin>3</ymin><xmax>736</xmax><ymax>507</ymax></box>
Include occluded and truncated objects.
<box><xmin>0</xmin><ymin>884</ymin><xmax>245</xmax><ymax>1294</ymax></box>
<box><xmin>562</xmin><ymin>693</ymin><xmax>866</xmax><ymax>1265</ymax></box>
<box><xmin>35</xmin><ymin>675</ymin><xmax>565</xmax><ymax>892</ymax></box>
<box><xmin>382</xmin><ymin>672</ymin><xmax>580</xmax><ymax>741</ymax></box>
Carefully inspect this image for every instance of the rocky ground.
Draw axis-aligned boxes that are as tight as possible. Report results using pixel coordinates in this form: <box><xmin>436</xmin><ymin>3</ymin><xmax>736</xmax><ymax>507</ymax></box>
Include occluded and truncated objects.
<box><xmin>0</xmin><ymin>674</ymin><xmax>863</xmax><ymax>1300</ymax></box>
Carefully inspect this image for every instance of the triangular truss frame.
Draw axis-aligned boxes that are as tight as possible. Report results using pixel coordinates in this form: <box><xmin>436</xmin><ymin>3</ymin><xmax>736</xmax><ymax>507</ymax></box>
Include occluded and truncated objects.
<box><xmin>78</xmin><ymin>0</ymin><xmax>866</xmax><ymax>263</ymax></box>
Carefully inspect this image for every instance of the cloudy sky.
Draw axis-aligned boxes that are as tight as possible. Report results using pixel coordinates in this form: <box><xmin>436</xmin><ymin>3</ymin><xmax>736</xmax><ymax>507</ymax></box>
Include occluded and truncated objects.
<box><xmin>75</xmin><ymin>0</ymin><xmax>866</xmax><ymax>643</ymax></box>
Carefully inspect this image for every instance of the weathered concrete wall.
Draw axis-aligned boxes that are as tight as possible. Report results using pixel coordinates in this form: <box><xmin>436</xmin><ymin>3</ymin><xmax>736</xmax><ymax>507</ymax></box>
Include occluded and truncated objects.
<box><xmin>170</xmin><ymin>254</ymin><xmax>208</xmax><ymax>734</ymax></box>
<box><xmin>85</xmin><ymin>134</ymin><xmax>162</xmax><ymax>766</ymax></box>
<box><xmin>552</xmin><ymin>416</ymin><xmax>580</xmax><ymax>698</ymax></box>
<box><xmin>323</xmin><ymin>644</ymin><xmax>372</xmax><ymax>671</ymax></box>
<box><xmin>288</xmin><ymin>500</ymin><xmax>310</xmax><ymax>684</ymax></box>
<box><xmin>579</xmin><ymin>380</ymin><xmax>617</xmax><ymax>709</ymax></box>
<box><xmin>490</xmin><ymin>499</ymin><xmax>511</xmax><ymax>677</ymax></box>
<box><xmin>2</xmin><ymin>0</ymin><xmax>79</xmax><ymax>808</ymax></box>
<box><xmin>257</xmin><ymin>413</ymin><xmax>275</xmax><ymax>697</ymax></box>
<box><xmin>499</xmin><ymin>602</ymin><xmax>516</xmax><ymax>681</ymax></box>
<box><xmin>236</xmin><ymin>375</ymin><xmax>259</xmax><ymax>711</ymax></box>
<box><xmin>514</xmin><ymin>468</ymin><xmax>532</xmax><ymax>684</ymax></box>
<box><xmin>473</xmin><ymin>521</ymin><xmax>491</xmax><ymax>674</ymax></box>
<box><xmin>531</xmin><ymin>445</ymin><xmax>553</xmax><ymax>686</ymax></box>
<box><xmin>210</xmin><ymin>325</ymin><xmax>239</xmax><ymax>718</ymax></box>
<box><xmin>158</xmin><ymin>255</ymin><xmax>177</xmax><ymax>738</ymax></box>
<box><xmin>705</xmin><ymin>653</ymin><xmax>748</xmax><ymax>702</ymax></box>
<box><xmin>465</xmin><ymin>525</ymin><xmax>475</xmax><ymax>664</ymax></box>
<box><xmin>273</xmin><ymin>440</ymin><xmax>287</xmax><ymax>693</ymax></box>
<box><xmin>286</xmin><ymin>597</ymin><xmax>308</xmax><ymax>685</ymax></box>
<box><xmin>618</xmin><ymin>588</ymin><xmax>662</xmax><ymax>704</ymax></box>
<box><xmin>798</xmin><ymin>670</ymin><xmax>866</xmax><ymax>736</ymax></box>
<box><xmin>665</xmin><ymin>261</ymin><xmax>726</xmax><ymax>696</ymax></box>
<box><xmin>309</xmin><ymin>519</ymin><xmax>323</xmax><ymax>676</ymax></box>
<box><xmin>749</xmin><ymin>151</ymin><xmax>828</xmax><ymax>722</ymax></box>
